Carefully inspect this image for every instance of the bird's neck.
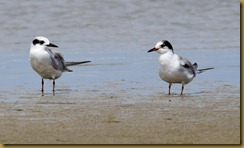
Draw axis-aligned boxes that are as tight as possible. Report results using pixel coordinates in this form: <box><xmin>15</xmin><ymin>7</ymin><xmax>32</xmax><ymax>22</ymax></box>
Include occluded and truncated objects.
<box><xmin>159</xmin><ymin>51</ymin><xmax>174</xmax><ymax>63</ymax></box>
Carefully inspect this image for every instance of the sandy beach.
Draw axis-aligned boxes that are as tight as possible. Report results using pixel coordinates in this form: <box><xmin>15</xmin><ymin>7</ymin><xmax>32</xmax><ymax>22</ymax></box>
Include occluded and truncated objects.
<box><xmin>0</xmin><ymin>83</ymin><xmax>240</xmax><ymax>144</ymax></box>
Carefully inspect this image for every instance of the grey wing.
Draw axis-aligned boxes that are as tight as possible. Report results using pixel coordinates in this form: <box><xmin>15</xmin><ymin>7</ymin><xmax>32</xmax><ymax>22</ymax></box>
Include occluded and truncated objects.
<box><xmin>179</xmin><ymin>57</ymin><xmax>196</xmax><ymax>76</ymax></box>
<box><xmin>46</xmin><ymin>48</ymin><xmax>72</xmax><ymax>72</ymax></box>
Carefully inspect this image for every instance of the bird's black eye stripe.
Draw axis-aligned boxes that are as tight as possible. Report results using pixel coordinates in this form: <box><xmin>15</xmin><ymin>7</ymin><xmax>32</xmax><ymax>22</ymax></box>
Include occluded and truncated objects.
<box><xmin>161</xmin><ymin>44</ymin><xmax>165</xmax><ymax>48</ymax></box>
<box><xmin>32</xmin><ymin>39</ymin><xmax>45</xmax><ymax>45</ymax></box>
<box><xmin>32</xmin><ymin>39</ymin><xmax>39</xmax><ymax>45</ymax></box>
<box><xmin>40</xmin><ymin>40</ymin><xmax>44</xmax><ymax>45</ymax></box>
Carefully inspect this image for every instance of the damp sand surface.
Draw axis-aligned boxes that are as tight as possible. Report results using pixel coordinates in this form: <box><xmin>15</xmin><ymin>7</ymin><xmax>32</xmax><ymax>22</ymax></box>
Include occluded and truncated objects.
<box><xmin>0</xmin><ymin>0</ymin><xmax>240</xmax><ymax>144</ymax></box>
<box><xmin>0</xmin><ymin>84</ymin><xmax>240</xmax><ymax>144</ymax></box>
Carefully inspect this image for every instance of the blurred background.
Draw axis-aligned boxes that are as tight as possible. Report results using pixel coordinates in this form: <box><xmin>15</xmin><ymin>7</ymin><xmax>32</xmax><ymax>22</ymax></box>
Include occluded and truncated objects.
<box><xmin>0</xmin><ymin>0</ymin><xmax>239</xmax><ymax>99</ymax></box>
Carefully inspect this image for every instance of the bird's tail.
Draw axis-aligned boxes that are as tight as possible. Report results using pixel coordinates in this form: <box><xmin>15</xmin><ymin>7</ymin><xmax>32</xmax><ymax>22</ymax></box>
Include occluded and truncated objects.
<box><xmin>197</xmin><ymin>67</ymin><xmax>214</xmax><ymax>74</ymax></box>
<box><xmin>65</xmin><ymin>61</ymin><xmax>91</xmax><ymax>66</ymax></box>
<box><xmin>193</xmin><ymin>63</ymin><xmax>198</xmax><ymax>72</ymax></box>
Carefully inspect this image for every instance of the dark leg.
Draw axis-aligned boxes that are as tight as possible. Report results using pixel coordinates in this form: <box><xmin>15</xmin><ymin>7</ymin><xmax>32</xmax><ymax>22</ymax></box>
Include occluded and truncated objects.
<box><xmin>180</xmin><ymin>84</ymin><xmax>184</xmax><ymax>95</ymax></box>
<box><xmin>53</xmin><ymin>80</ymin><xmax>55</xmax><ymax>96</ymax></box>
<box><xmin>41</xmin><ymin>79</ymin><xmax>44</xmax><ymax>95</ymax></box>
<box><xmin>168</xmin><ymin>83</ymin><xmax>172</xmax><ymax>95</ymax></box>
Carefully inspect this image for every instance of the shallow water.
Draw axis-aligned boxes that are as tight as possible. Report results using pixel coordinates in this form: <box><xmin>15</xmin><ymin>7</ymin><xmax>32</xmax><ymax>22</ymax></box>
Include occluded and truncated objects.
<box><xmin>0</xmin><ymin>0</ymin><xmax>240</xmax><ymax>101</ymax></box>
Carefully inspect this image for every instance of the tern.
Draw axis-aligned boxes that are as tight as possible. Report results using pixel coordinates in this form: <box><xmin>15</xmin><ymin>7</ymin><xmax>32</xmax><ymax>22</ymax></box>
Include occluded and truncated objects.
<box><xmin>29</xmin><ymin>36</ymin><xmax>91</xmax><ymax>95</ymax></box>
<box><xmin>148</xmin><ymin>40</ymin><xmax>213</xmax><ymax>95</ymax></box>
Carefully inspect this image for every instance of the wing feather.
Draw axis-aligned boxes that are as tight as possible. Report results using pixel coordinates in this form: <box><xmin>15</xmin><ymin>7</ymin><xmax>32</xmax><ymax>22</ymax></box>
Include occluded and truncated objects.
<box><xmin>179</xmin><ymin>56</ymin><xmax>196</xmax><ymax>76</ymax></box>
<box><xmin>46</xmin><ymin>48</ymin><xmax>72</xmax><ymax>72</ymax></box>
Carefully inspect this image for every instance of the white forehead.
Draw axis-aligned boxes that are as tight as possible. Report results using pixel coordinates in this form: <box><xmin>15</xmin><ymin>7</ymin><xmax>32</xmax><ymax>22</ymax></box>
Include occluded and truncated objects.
<box><xmin>155</xmin><ymin>41</ymin><xmax>163</xmax><ymax>48</ymax></box>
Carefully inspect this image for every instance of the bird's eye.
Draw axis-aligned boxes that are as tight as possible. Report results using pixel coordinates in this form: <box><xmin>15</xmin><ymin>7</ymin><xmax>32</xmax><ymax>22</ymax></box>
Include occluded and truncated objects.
<box><xmin>161</xmin><ymin>44</ymin><xmax>165</xmax><ymax>48</ymax></box>
<box><xmin>32</xmin><ymin>39</ymin><xmax>39</xmax><ymax>45</ymax></box>
<box><xmin>40</xmin><ymin>40</ymin><xmax>45</xmax><ymax>45</ymax></box>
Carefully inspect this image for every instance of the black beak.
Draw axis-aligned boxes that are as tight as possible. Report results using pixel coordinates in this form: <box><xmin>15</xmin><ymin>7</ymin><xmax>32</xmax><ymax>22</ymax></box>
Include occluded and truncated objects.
<box><xmin>47</xmin><ymin>43</ymin><xmax>58</xmax><ymax>48</ymax></box>
<box><xmin>147</xmin><ymin>47</ymin><xmax>157</xmax><ymax>53</ymax></box>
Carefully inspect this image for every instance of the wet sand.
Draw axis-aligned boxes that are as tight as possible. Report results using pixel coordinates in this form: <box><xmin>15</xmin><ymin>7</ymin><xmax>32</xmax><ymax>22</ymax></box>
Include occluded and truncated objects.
<box><xmin>0</xmin><ymin>84</ymin><xmax>240</xmax><ymax>144</ymax></box>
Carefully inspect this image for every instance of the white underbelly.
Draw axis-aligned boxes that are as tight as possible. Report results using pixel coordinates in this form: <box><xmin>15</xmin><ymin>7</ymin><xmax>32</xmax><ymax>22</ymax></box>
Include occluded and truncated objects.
<box><xmin>30</xmin><ymin>53</ymin><xmax>62</xmax><ymax>80</ymax></box>
<box><xmin>159</xmin><ymin>65</ymin><xmax>194</xmax><ymax>84</ymax></box>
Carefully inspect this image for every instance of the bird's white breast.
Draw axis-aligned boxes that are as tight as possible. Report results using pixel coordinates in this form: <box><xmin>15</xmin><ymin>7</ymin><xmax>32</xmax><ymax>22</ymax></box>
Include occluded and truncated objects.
<box><xmin>29</xmin><ymin>47</ymin><xmax>62</xmax><ymax>79</ymax></box>
<box><xmin>158</xmin><ymin>53</ymin><xmax>194</xmax><ymax>84</ymax></box>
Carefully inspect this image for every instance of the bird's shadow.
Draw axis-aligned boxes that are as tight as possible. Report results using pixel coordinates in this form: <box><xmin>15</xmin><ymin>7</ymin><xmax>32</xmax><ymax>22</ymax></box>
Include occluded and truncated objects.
<box><xmin>40</xmin><ymin>88</ymin><xmax>73</xmax><ymax>96</ymax></box>
<box><xmin>157</xmin><ymin>90</ymin><xmax>209</xmax><ymax>99</ymax></box>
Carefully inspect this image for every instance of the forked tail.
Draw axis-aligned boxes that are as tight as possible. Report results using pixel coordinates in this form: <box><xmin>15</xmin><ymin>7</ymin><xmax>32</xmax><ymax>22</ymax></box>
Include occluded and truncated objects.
<box><xmin>65</xmin><ymin>61</ymin><xmax>91</xmax><ymax>66</ymax></box>
<box><xmin>197</xmin><ymin>67</ymin><xmax>214</xmax><ymax>74</ymax></box>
